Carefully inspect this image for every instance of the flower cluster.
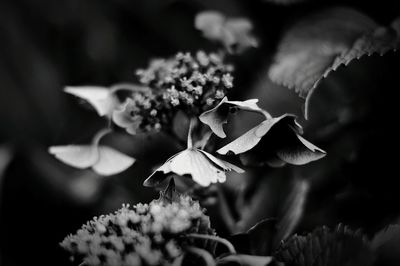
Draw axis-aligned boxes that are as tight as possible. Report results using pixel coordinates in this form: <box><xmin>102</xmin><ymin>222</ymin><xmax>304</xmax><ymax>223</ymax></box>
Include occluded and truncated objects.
<box><xmin>113</xmin><ymin>51</ymin><xmax>234</xmax><ymax>134</ymax></box>
<box><xmin>137</xmin><ymin>51</ymin><xmax>233</xmax><ymax>114</ymax></box>
<box><xmin>61</xmin><ymin>193</ymin><xmax>215</xmax><ymax>266</ymax></box>
<box><xmin>112</xmin><ymin>90</ymin><xmax>170</xmax><ymax>134</ymax></box>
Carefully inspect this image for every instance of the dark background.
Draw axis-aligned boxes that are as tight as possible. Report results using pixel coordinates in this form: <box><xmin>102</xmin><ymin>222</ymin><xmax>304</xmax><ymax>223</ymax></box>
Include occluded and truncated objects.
<box><xmin>1</xmin><ymin>0</ymin><xmax>400</xmax><ymax>265</ymax></box>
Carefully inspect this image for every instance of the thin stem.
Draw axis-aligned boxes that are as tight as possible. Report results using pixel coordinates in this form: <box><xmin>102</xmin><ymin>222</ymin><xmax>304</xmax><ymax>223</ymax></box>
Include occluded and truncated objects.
<box><xmin>110</xmin><ymin>83</ymin><xmax>150</xmax><ymax>94</ymax></box>
<box><xmin>215</xmin><ymin>185</ymin><xmax>239</xmax><ymax>234</ymax></box>
<box><xmin>186</xmin><ymin>233</ymin><xmax>236</xmax><ymax>254</ymax></box>
<box><xmin>187</xmin><ymin>118</ymin><xmax>197</xmax><ymax>149</ymax></box>
<box><xmin>186</xmin><ymin>247</ymin><xmax>216</xmax><ymax>266</ymax></box>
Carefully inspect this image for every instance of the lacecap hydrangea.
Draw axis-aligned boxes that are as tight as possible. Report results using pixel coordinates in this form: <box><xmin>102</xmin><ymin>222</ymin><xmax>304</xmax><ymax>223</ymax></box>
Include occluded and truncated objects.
<box><xmin>60</xmin><ymin>192</ymin><xmax>216</xmax><ymax>266</ymax></box>
<box><xmin>113</xmin><ymin>51</ymin><xmax>234</xmax><ymax>134</ymax></box>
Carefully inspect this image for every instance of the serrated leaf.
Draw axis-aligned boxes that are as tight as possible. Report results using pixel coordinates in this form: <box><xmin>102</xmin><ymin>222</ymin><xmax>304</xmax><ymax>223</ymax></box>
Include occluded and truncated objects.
<box><xmin>276</xmin><ymin>224</ymin><xmax>373</xmax><ymax>266</ymax></box>
<box><xmin>195</xmin><ymin>11</ymin><xmax>258</xmax><ymax>53</ymax></box>
<box><xmin>49</xmin><ymin>130</ymin><xmax>135</xmax><ymax>176</ymax></box>
<box><xmin>217</xmin><ymin>115</ymin><xmax>325</xmax><ymax>166</ymax></box>
<box><xmin>143</xmin><ymin>148</ymin><xmax>244</xmax><ymax>187</ymax></box>
<box><xmin>199</xmin><ymin>97</ymin><xmax>269</xmax><ymax>138</ymax></box>
<box><xmin>217</xmin><ymin>254</ymin><xmax>273</xmax><ymax>266</ymax></box>
<box><xmin>371</xmin><ymin>224</ymin><xmax>400</xmax><ymax>250</ymax></box>
<box><xmin>269</xmin><ymin>8</ymin><xmax>400</xmax><ymax>119</ymax></box>
<box><xmin>64</xmin><ymin>86</ymin><xmax>118</xmax><ymax>117</ymax></box>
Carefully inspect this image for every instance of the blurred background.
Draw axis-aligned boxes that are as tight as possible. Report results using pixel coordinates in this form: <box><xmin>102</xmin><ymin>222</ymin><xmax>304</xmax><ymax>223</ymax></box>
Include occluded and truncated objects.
<box><xmin>1</xmin><ymin>0</ymin><xmax>400</xmax><ymax>265</ymax></box>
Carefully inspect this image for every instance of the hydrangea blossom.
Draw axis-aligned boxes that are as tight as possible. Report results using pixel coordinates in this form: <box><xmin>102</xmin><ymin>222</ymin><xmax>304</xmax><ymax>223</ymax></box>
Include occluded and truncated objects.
<box><xmin>61</xmin><ymin>188</ymin><xmax>216</xmax><ymax>266</ymax></box>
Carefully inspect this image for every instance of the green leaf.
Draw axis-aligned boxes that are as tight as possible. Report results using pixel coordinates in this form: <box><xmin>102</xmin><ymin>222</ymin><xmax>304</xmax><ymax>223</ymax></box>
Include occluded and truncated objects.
<box><xmin>195</xmin><ymin>11</ymin><xmax>258</xmax><ymax>54</ymax></box>
<box><xmin>268</xmin><ymin>7</ymin><xmax>400</xmax><ymax>118</ymax></box>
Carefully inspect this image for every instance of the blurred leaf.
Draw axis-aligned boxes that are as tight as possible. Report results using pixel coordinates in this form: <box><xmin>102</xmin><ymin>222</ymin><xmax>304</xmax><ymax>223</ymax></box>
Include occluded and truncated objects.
<box><xmin>217</xmin><ymin>254</ymin><xmax>273</xmax><ymax>266</ymax></box>
<box><xmin>230</xmin><ymin>219</ymin><xmax>278</xmax><ymax>256</ymax></box>
<box><xmin>275</xmin><ymin>224</ymin><xmax>374</xmax><ymax>266</ymax></box>
<box><xmin>195</xmin><ymin>11</ymin><xmax>258</xmax><ymax>53</ymax></box>
<box><xmin>371</xmin><ymin>224</ymin><xmax>400</xmax><ymax>250</ymax></box>
<box><xmin>268</xmin><ymin>7</ymin><xmax>400</xmax><ymax>118</ymax></box>
<box><xmin>65</xmin><ymin>86</ymin><xmax>119</xmax><ymax>117</ymax></box>
<box><xmin>217</xmin><ymin>115</ymin><xmax>325</xmax><ymax>166</ymax></box>
<box><xmin>49</xmin><ymin>129</ymin><xmax>135</xmax><ymax>176</ymax></box>
<box><xmin>200</xmin><ymin>97</ymin><xmax>269</xmax><ymax>138</ymax></box>
<box><xmin>371</xmin><ymin>224</ymin><xmax>400</xmax><ymax>266</ymax></box>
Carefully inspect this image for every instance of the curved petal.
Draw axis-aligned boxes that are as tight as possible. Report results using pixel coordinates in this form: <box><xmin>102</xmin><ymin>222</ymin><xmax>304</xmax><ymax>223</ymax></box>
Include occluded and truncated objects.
<box><xmin>217</xmin><ymin>115</ymin><xmax>296</xmax><ymax>155</ymax></box>
<box><xmin>64</xmin><ymin>86</ymin><xmax>117</xmax><ymax>116</ymax></box>
<box><xmin>92</xmin><ymin>146</ymin><xmax>135</xmax><ymax>176</ymax></box>
<box><xmin>49</xmin><ymin>145</ymin><xmax>99</xmax><ymax>169</ymax></box>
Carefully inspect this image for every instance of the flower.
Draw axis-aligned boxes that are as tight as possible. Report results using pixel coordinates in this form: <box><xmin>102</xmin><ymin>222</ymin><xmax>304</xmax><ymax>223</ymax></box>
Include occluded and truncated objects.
<box><xmin>112</xmin><ymin>90</ymin><xmax>168</xmax><ymax>134</ymax></box>
<box><xmin>195</xmin><ymin>11</ymin><xmax>259</xmax><ymax>54</ymax></box>
<box><xmin>199</xmin><ymin>97</ymin><xmax>269</xmax><ymax>138</ymax></box>
<box><xmin>64</xmin><ymin>86</ymin><xmax>120</xmax><ymax>117</ymax></box>
<box><xmin>217</xmin><ymin>114</ymin><xmax>326</xmax><ymax>166</ymax></box>
<box><xmin>60</xmin><ymin>183</ymin><xmax>216</xmax><ymax>266</ymax></box>
<box><xmin>49</xmin><ymin>129</ymin><xmax>135</xmax><ymax>176</ymax></box>
<box><xmin>144</xmin><ymin>148</ymin><xmax>244</xmax><ymax>187</ymax></box>
<box><xmin>136</xmin><ymin>51</ymin><xmax>234</xmax><ymax>116</ymax></box>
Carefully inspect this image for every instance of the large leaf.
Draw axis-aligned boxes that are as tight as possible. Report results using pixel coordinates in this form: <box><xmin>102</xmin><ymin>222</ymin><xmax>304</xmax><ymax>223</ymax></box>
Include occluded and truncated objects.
<box><xmin>268</xmin><ymin>7</ymin><xmax>400</xmax><ymax>118</ymax></box>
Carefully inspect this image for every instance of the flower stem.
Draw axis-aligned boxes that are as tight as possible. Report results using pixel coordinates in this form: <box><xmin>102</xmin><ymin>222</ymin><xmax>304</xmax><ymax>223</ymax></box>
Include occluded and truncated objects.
<box><xmin>110</xmin><ymin>83</ymin><xmax>150</xmax><ymax>94</ymax></box>
<box><xmin>187</xmin><ymin>118</ymin><xmax>198</xmax><ymax>149</ymax></box>
<box><xmin>186</xmin><ymin>233</ymin><xmax>236</xmax><ymax>254</ymax></box>
<box><xmin>186</xmin><ymin>247</ymin><xmax>216</xmax><ymax>266</ymax></box>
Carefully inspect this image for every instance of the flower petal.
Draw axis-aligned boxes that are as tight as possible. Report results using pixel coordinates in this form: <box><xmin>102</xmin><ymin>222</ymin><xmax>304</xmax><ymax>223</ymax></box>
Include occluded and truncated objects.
<box><xmin>200</xmin><ymin>97</ymin><xmax>269</xmax><ymax>138</ymax></box>
<box><xmin>199</xmin><ymin>150</ymin><xmax>244</xmax><ymax>173</ymax></box>
<box><xmin>64</xmin><ymin>86</ymin><xmax>117</xmax><ymax>116</ymax></box>
<box><xmin>49</xmin><ymin>145</ymin><xmax>99</xmax><ymax>169</ymax></box>
<box><xmin>217</xmin><ymin>115</ymin><xmax>296</xmax><ymax>155</ymax></box>
<box><xmin>92</xmin><ymin>146</ymin><xmax>135</xmax><ymax>176</ymax></box>
<box><xmin>144</xmin><ymin>149</ymin><xmax>237</xmax><ymax>187</ymax></box>
<box><xmin>199</xmin><ymin>97</ymin><xmax>229</xmax><ymax>138</ymax></box>
<box><xmin>276</xmin><ymin>130</ymin><xmax>326</xmax><ymax>165</ymax></box>
<box><xmin>112</xmin><ymin>99</ymin><xmax>143</xmax><ymax>135</ymax></box>
<box><xmin>169</xmin><ymin>149</ymin><xmax>226</xmax><ymax>186</ymax></box>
